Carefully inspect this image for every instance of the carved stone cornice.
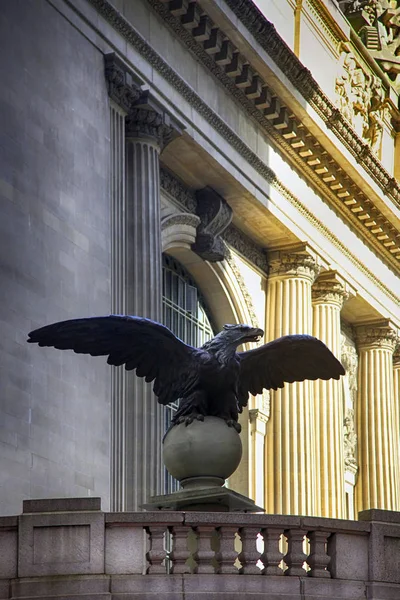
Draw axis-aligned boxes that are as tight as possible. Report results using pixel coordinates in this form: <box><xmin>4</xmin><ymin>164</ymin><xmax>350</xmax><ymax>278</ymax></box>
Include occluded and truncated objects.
<box><xmin>191</xmin><ymin>186</ymin><xmax>233</xmax><ymax>262</ymax></box>
<box><xmin>87</xmin><ymin>0</ymin><xmax>400</xmax><ymax>304</ymax></box>
<box><xmin>104</xmin><ymin>53</ymin><xmax>143</xmax><ymax>112</ymax></box>
<box><xmin>312</xmin><ymin>274</ymin><xmax>349</xmax><ymax>308</ymax></box>
<box><xmin>356</xmin><ymin>321</ymin><xmax>399</xmax><ymax>351</ymax></box>
<box><xmin>142</xmin><ymin>0</ymin><xmax>400</xmax><ymax>270</ymax></box>
<box><xmin>268</xmin><ymin>251</ymin><xmax>320</xmax><ymax>283</ymax></box>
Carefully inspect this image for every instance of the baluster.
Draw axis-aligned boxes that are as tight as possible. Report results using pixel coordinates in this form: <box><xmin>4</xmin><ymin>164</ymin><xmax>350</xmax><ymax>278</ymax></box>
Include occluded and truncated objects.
<box><xmin>261</xmin><ymin>527</ymin><xmax>284</xmax><ymax>575</ymax></box>
<box><xmin>146</xmin><ymin>526</ymin><xmax>167</xmax><ymax>574</ymax></box>
<box><xmin>216</xmin><ymin>526</ymin><xmax>239</xmax><ymax>574</ymax></box>
<box><xmin>194</xmin><ymin>525</ymin><xmax>216</xmax><ymax>574</ymax></box>
<box><xmin>170</xmin><ymin>525</ymin><xmax>191</xmax><ymax>574</ymax></box>
<box><xmin>307</xmin><ymin>531</ymin><xmax>331</xmax><ymax>578</ymax></box>
<box><xmin>284</xmin><ymin>529</ymin><xmax>307</xmax><ymax>576</ymax></box>
<box><xmin>238</xmin><ymin>526</ymin><xmax>261</xmax><ymax>574</ymax></box>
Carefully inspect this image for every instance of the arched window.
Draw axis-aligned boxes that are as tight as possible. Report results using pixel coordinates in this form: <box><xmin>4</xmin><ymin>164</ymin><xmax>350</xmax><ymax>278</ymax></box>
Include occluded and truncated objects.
<box><xmin>162</xmin><ymin>254</ymin><xmax>215</xmax><ymax>492</ymax></box>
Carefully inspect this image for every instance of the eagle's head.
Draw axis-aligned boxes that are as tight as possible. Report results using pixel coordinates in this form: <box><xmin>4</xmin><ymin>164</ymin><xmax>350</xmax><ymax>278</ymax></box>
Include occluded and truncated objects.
<box><xmin>202</xmin><ymin>324</ymin><xmax>264</xmax><ymax>356</ymax></box>
<box><xmin>222</xmin><ymin>324</ymin><xmax>264</xmax><ymax>346</ymax></box>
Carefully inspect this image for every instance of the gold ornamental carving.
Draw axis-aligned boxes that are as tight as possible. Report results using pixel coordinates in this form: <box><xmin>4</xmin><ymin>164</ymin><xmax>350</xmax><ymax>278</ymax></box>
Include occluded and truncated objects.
<box><xmin>356</xmin><ymin>324</ymin><xmax>398</xmax><ymax>351</ymax></box>
<box><xmin>343</xmin><ymin>408</ymin><xmax>358</xmax><ymax>475</ymax></box>
<box><xmin>335</xmin><ymin>49</ymin><xmax>389</xmax><ymax>156</ymax></box>
<box><xmin>268</xmin><ymin>252</ymin><xmax>320</xmax><ymax>283</ymax></box>
<box><xmin>312</xmin><ymin>280</ymin><xmax>349</xmax><ymax>308</ymax></box>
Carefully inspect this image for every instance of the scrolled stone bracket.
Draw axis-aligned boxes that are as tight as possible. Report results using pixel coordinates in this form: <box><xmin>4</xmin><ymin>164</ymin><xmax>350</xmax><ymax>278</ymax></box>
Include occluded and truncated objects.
<box><xmin>191</xmin><ymin>186</ymin><xmax>233</xmax><ymax>262</ymax></box>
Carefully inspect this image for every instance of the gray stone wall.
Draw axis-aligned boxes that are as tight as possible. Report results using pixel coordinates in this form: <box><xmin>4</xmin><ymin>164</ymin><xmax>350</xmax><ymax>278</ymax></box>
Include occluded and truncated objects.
<box><xmin>0</xmin><ymin>0</ymin><xmax>111</xmax><ymax>514</ymax></box>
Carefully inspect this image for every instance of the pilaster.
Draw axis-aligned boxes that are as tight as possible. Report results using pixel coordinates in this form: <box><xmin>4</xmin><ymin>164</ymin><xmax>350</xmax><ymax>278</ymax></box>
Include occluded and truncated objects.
<box><xmin>105</xmin><ymin>55</ymin><xmax>183</xmax><ymax>510</ymax></box>
<box><xmin>265</xmin><ymin>248</ymin><xmax>320</xmax><ymax>515</ymax></box>
<box><xmin>312</xmin><ymin>272</ymin><xmax>348</xmax><ymax>518</ymax></box>
<box><xmin>355</xmin><ymin>321</ymin><xmax>399</xmax><ymax>512</ymax></box>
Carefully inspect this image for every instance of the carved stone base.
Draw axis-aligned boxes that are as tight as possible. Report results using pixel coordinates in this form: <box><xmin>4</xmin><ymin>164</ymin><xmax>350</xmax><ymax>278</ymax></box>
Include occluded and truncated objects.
<box><xmin>142</xmin><ymin>486</ymin><xmax>264</xmax><ymax>512</ymax></box>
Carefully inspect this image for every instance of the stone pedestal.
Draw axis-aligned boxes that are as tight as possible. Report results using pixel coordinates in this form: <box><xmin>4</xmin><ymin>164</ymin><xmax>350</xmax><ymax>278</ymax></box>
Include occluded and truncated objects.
<box><xmin>144</xmin><ymin>417</ymin><xmax>263</xmax><ymax>512</ymax></box>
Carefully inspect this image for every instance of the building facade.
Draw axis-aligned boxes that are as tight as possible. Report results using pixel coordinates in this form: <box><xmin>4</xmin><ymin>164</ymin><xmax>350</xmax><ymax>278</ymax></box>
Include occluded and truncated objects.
<box><xmin>0</xmin><ymin>0</ymin><xmax>399</xmax><ymax>519</ymax></box>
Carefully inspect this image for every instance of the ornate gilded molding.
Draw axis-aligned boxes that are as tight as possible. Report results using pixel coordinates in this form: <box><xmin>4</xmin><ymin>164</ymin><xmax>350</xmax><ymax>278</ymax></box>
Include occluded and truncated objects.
<box><xmin>191</xmin><ymin>187</ymin><xmax>233</xmax><ymax>262</ymax></box>
<box><xmin>356</xmin><ymin>322</ymin><xmax>399</xmax><ymax>351</ymax></box>
<box><xmin>86</xmin><ymin>0</ymin><xmax>400</xmax><ymax>304</ymax></box>
<box><xmin>269</xmin><ymin>251</ymin><xmax>320</xmax><ymax>283</ymax></box>
<box><xmin>344</xmin><ymin>408</ymin><xmax>358</xmax><ymax>475</ymax></box>
<box><xmin>340</xmin><ymin>1</ymin><xmax>400</xmax><ymax>89</ymax></box>
<box><xmin>335</xmin><ymin>47</ymin><xmax>390</xmax><ymax>157</ymax></box>
<box><xmin>224</xmin><ymin>247</ymin><xmax>260</xmax><ymax>328</ymax></box>
<box><xmin>143</xmin><ymin>0</ymin><xmax>400</xmax><ymax>268</ymax></box>
<box><xmin>341</xmin><ymin>335</ymin><xmax>359</xmax><ymax>401</ymax></box>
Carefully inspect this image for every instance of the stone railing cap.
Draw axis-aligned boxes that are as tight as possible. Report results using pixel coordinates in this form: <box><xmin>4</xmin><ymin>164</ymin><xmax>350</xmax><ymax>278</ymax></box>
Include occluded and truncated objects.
<box><xmin>358</xmin><ymin>509</ymin><xmax>400</xmax><ymax>524</ymax></box>
<box><xmin>23</xmin><ymin>497</ymin><xmax>102</xmax><ymax>513</ymax></box>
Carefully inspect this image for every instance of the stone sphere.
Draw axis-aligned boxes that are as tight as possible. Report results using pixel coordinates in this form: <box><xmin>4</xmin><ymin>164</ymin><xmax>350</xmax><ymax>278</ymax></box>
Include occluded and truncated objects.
<box><xmin>163</xmin><ymin>417</ymin><xmax>242</xmax><ymax>489</ymax></box>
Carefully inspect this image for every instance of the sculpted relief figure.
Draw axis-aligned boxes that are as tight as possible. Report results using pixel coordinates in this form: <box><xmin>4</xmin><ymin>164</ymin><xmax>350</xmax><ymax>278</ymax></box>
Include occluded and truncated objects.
<box><xmin>335</xmin><ymin>49</ymin><xmax>387</xmax><ymax>155</ymax></box>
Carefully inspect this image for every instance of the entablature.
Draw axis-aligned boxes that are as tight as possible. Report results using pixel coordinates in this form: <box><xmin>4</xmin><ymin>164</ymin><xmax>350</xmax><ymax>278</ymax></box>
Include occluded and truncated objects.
<box><xmin>139</xmin><ymin>0</ymin><xmax>400</xmax><ymax>270</ymax></box>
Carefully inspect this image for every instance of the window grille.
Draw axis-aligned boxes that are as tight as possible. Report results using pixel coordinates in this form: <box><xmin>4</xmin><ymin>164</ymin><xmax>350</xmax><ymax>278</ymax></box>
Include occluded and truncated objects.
<box><xmin>162</xmin><ymin>254</ymin><xmax>215</xmax><ymax>494</ymax></box>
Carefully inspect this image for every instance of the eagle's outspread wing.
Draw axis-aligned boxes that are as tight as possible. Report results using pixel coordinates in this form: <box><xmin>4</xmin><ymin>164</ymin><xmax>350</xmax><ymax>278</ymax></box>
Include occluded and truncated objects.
<box><xmin>237</xmin><ymin>334</ymin><xmax>345</xmax><ymax>407</ymax></box>
<box><xmin>28</xmin><ymin>315</ymin><xmax>200</xmax><ymax>406</ymax></box>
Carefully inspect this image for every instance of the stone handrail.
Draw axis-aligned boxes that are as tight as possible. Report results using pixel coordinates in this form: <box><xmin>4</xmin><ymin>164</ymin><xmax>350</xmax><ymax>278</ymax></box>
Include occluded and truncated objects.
<box><xmin>1</xmin><ymin>499</ymin><xmax>400</xmax><ymax>599</ymax></box>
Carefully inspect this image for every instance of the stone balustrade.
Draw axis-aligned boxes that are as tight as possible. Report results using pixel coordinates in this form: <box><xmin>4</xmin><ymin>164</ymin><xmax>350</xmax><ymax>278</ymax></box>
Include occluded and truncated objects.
<box><xmin>1</xmin><ymin>498</ymin><xmax>400</xmax><ymax>598</ymax></box>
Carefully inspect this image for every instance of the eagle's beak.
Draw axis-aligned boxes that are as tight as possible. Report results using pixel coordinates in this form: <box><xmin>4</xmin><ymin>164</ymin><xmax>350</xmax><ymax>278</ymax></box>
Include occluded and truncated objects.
<box><xmin>242</xmin><ymin>328</ymin><xmax>264</xmax><ymax>343</ymax></box>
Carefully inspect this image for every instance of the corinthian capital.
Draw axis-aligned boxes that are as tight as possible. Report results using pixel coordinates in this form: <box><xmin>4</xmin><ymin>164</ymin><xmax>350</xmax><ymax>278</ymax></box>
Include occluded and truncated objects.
<box><xmin>269</xmin><ymin>250</ymin><xmax>320</xmax><ymax>283</ymax></box>
<box><xmin>312</xmin><ymin>273</ymin><xmax>349</xmax><ymax>308</ymax></box>
<box><xmin>356</xmin><ymin>321</ymin><xmax>398</xmax><ymax>352</ymax></box>
<box><xmin>104</xmin><ymin>53</ymin><xmax>143</xmax><ymax>113</ymax></box>
<box><xmin>126</xmin><ymin>92</ymin><xmax>184</xmax><ymax>149</ymax></box>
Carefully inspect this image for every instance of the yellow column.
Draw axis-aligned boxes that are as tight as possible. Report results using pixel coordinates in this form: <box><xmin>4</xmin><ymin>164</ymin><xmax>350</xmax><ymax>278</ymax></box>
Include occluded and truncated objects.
<box><xmin>355</xmin><ymin>322</ymin><xmax>399</xmax><ymax>511</ymax></box>
<box><xmin>393</xmin><ymin>349</ymin><xmax>400</xmax><ymax>505</ymax></box>
<box><xmin>312</xmin><ymin>273</ymin><xmax>348</xmax><ymax>518</ymax></box>
<box><xmin>265</xmin><ymin>251</ymin><xmax>319</xmax><ymax>516</ymax></box>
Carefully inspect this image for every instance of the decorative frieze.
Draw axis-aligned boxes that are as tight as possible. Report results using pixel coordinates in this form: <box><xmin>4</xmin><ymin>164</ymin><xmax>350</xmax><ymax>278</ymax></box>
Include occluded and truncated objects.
<box><xmin>160</xmin><ymin>166</ymin><xmax>197</xmax><ymax>212</ymax></box>
<box><xmin>223</xmin><ymin>226</ymin><xmax>268</xmax><ymax>274</ymax></box>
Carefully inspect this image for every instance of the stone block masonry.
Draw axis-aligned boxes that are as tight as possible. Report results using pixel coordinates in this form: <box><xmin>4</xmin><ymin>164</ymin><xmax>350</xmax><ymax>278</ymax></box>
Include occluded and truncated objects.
<box><xmin>0</xmin><ymin>498</ymin><xmax>398</xmax><ymax>598</ymax></box>
<box><xmin>0</xmin><ymin>0</ymin><xmax>111</xmax><ymax>515</ymax></box>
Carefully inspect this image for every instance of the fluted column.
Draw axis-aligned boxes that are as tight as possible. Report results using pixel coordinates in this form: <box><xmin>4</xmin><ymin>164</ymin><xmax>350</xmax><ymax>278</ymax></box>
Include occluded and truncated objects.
<box><xmin>265</xmin><ymin>251</ymin><xmax>319</xmax><ymax>515</ymax></box>
<box><xmin>394</xmin><ymin>349</ymin><xmax>400</xmax><ymax>499</ymax></box>
<box><xmin>356</xmin><ymin>323</ymin><xmax>399</xmax><ymax>511</ymax></box>
<box><xmin>124</xmin><ymin>107</ymin><xmax>171</xmax><ymax>510</ymax></box>
<box><xmin>312</xmin><ymin>274</ymin><xmax>348</xmax><ymax>518</ymax></box>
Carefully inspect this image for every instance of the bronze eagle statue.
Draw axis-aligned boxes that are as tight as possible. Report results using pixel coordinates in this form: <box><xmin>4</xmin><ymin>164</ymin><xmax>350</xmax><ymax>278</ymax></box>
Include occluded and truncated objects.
<box><xmin>27</xmin><ymin>316</ymin><xmax>345</xmax><ymax>433</ymax></box>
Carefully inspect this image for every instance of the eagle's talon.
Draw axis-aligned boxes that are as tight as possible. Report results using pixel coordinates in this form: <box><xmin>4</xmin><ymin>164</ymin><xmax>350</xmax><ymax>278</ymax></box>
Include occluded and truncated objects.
<box><xmin>226</xmin><ymin>419</ymin><xmax>241</xmax><ymax>433</ymax></box>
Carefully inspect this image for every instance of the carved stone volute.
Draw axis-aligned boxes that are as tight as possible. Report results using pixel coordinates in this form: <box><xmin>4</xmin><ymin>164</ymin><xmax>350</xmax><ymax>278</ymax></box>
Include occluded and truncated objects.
<box><xmin>192</xmin><ymin>187</ymin><xmax>233</xmax><ymax>262</ymax></box>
